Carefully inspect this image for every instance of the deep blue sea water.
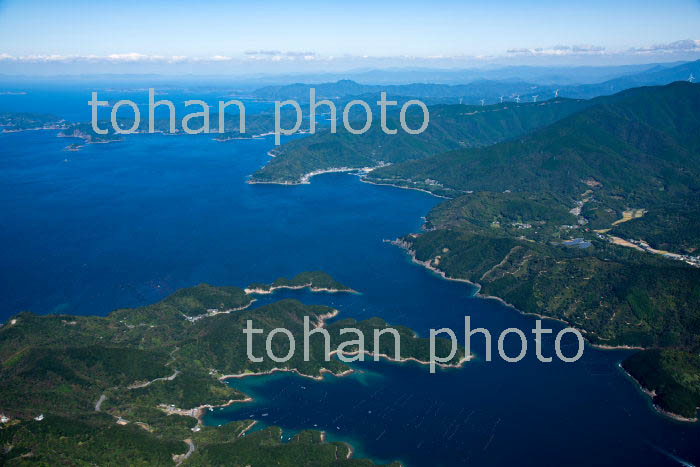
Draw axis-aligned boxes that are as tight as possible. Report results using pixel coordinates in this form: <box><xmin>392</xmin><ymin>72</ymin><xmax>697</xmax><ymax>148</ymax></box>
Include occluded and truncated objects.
<box><xmin>1</xmin><ymin>89</ymin><xmax>699</xmax><ymax>466</ymax></box>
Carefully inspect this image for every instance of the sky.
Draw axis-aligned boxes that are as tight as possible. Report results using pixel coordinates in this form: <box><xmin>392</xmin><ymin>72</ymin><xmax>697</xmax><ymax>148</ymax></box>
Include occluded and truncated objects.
<box><xmin>1</xmin><ymin>0</ymin><xmax>699</xmax><ymax>74</ymax></box>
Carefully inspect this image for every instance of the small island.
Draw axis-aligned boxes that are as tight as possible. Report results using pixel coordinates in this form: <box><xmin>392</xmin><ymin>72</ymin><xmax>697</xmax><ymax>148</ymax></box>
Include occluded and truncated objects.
<box><xmin>245</xmin><ymin>271</ymin><xmax>358</xmax><ymax>294</ymax></box>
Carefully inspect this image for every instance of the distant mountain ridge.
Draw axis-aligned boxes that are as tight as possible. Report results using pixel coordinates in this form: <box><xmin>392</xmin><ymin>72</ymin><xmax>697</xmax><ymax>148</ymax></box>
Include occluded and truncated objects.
<box><xmin>553</xmin><ymin>60</ymin><xmax>700</xmax><ymax>99</ymax></box>
<box><xmin>252</xmin><ymin>78</ymin><xmax>544</xmax><ymax>103</ymax></box>
<box><xmin>251</xmin><ymin>60</ymin><xmax>700</xmax><ymax>104</ymax></box>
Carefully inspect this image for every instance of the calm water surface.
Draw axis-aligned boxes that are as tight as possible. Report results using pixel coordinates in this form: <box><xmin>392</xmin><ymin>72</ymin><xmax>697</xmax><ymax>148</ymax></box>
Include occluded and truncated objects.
<box><xmin>1</xmin><ymin>90</ymin><xmax>698</xmax><ymax>466</ymax></box>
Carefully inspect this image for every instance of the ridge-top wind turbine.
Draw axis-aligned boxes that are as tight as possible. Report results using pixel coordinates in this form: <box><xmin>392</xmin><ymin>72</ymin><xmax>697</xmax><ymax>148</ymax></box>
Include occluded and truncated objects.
<box><xmin>554</xmin><ymin>89</ymin><xmax>560</xmax><ymax>97</ymax></box>
<box><xmin>499</xmin><ymin>96</ymin><xmax>504</xmax><ymax>103</ymax></box>
<box><xmin>690</xmin><ymin>73</ymin><xmax>696</xmax><ymax>83</ymax></box>
<box><xmin>532</xmin><ymin>95</ymin><xmax>539</xmax><ymax>102</ymax></box>
<box><xmin>515</xmin><ymin>95</ymin><xmax>521</xmax><ymax>103</ymax></box>
<box><xmin>480</xmin><ymin>99</ymin><xmax>485</xmax><ymax>106</ymax></box>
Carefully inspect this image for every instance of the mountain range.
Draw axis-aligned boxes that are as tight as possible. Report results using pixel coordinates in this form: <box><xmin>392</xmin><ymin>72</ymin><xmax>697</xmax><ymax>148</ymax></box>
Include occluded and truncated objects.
<box><xmin>251</xmin><ymin>60</ymin><xmax>700</xmax><ymax>104</ymax></box>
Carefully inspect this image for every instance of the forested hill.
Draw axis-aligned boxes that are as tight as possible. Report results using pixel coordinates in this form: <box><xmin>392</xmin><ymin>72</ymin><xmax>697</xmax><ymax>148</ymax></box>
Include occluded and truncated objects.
<box><xmin>0</xmin><ymin>272</ymin><xmax>439</xmax><ymax>465</ymax></box>
<box><xmin>368</xmin><ymin>82</ymin><xmax>700</xmax><ymax>209</ymax></box>
<box><xmin>373</xmin><ymin>82</ymin><xmax>700</xmax><ymax>420</ymax></box>
<box><xmin>250</xmin><ymin>97</ymin><xmax>592</xmax><ymax>184</ymax></box>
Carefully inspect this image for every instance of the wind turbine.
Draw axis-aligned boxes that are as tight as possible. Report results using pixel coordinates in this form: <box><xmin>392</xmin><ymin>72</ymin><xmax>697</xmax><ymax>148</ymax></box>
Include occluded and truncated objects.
<box><xmin>480</xmin><ymin>99</ymin><xmax>485</xmax><ymax>106</ymax></box>
<box><xmin>554</xmin><ymin>89</ymin><xmax>560</xmax><ymax>98</ymax></box>
<box><xmin>515</xmin><ymin>95</ymin><xmax>521</xmax><ymax>104</ymax></box>
<box><xmin>532</xmin><ymin>95</ymin><xmax>539</xmax><ymax>102</ymax></box>
<box><xmin>499</xmin><ymin>96</ymin><xmax>504</xmax><ymax>103</ymax></box>
<box><xmin>459</xmin><ymin>97</ymin><xmax>463</xmax><ymax>104</ymax></box>
<box><xmin>689</xmin><ymin>73</ymin><xmax>696</xmax><ymax>83</ymax></box>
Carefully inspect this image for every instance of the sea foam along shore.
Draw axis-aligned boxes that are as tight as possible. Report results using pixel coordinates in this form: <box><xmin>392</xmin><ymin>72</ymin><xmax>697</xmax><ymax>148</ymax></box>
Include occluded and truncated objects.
<box><xmin>244</xmin><ymin>283</ymin><xmax>359</xmax><ymax>295</ymax></box>
<box><xmin>247</xmin><ymin>163</ymin><xmax>389</xmax><ymax>186</ymax></box>
<box><xmin>246</xmin><ymin>156</ymin><xmax>464</xmax><ymax>199</ymax></box>
<box><xmin>388</xmin><ymin>237</ymin><xmax>699</xmax><ymax>422</ymax></box>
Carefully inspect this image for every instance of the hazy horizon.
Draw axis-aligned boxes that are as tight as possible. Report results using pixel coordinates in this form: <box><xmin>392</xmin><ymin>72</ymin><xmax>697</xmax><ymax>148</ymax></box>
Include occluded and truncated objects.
<box><xmin>1</xmin><ymin>0</ymin><xmax>699</xmax><ymax>75</ymax></box>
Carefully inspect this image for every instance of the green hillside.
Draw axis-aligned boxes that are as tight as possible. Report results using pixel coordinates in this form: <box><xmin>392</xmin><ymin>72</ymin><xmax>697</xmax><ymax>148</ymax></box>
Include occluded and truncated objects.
<box><xmin>369</xmin><ymin>82</ymin><xmax>700</xmax><ymax>210</ymax></box>
<box><xmin>0</xmin><ymin>273</ymin><xmax>458</xmax><ymax>464</ymax></box>
<box><xmin>251</xmin><ymin>98</ymin><xmax>591</xmax><ymax>183</ymax></box>
<box><xmin>375</xmin><ymin>82</ymin><xmax>700</xmax><ymax>419</ymax></box>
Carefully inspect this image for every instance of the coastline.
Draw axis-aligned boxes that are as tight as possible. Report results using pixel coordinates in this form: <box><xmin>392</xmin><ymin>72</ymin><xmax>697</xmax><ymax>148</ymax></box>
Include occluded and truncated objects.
<box><xmin>248</xmin><ymin>163</ymin><xmax>388</xmax><ymax>186</ymax></box>
<box><xmin>219</xmin><ymin>366</ymin><xmax>355</xmax><ymax>382</ymax></box>
<box><xmin>216</xmin><ymin>308</ymin><xmax>352</xmax><ymax>382</ymax></box>
<box><xmin>2</xmin><ymin>125</ymin><xmax>69</xmax><ymax>133</ymax></box>
<box><xmin>244</xmin><ymin>283</ymin><xmax>358</xmax><ymax>295</ymax></box>
<box><xmin>160</xmin><ymin>397</ymin><xmax>254</xmax><ymax>426</ymax></box>
<box><xmin>388</xmin><ymin>238</ymin><xmax>646</xmax><ymax>349</ymax></box>
<box><xmin>388</xmin><ymin>237</ymin><xmax>696</xmax><ymax>422</ymax></box>
<box><xmin>361</xmin><ymin>178</ymin><xmax>452</xmax><ymax>199</ymax></box>
<box><xmin>618</xmin><ymin>363</ymin><xmax>699</xmax><ymax>423</ymax></box>
<box><xmin>328</xmin><ymin>349</ymin><xmax>472</xmax><ymax>368</ymax></box>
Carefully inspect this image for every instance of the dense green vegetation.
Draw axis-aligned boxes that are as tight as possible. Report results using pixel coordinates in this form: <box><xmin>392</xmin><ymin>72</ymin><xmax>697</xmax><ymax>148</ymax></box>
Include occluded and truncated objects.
<box><xmin>351</xmin><ymin>82</ymin><xmax>700</xmax><ymax>420</ymax></box>
<box><xmin>369</xmin><ymin>83</ymin><xmax>700</xmax><ymax>220</ymax></box>
<box><xmin>403</xmin><ymin>231</ymin><xmax>700</xmax><ymax>349</ymax></box>
<box><xmin>188</xmin><ymin>426</ymin><xmax>397</xmax><ymax>466</ymax></box>
<box><xmin>622</xmin><ymin>350</ymin><xmax>700</xmax><ymax>419</ymax></box>
<box><xmin>0</xmin><ymin>414</ymin><xmax>188</xmax><ymax>465</ymax></box>
<box><xmin>607</xmin><ymin>205</ymin><xmax>700</xmax><ymax>255</ymax></box>
<box><xmin>0</xmin><ymin>273</ymin><xmax>458</xmax><ymax>464</ymax></box>
<box><xmin>425</xmin><ymin>191</ymin><xmax>577</xmax><ymax>239</ymax></box>
<box><xmin>247</xmin><ymin>271</ymin><xmax>356</xmax><ymax>293</ymax></box>
<box><xmin>251</xmin><ymin>98</ymin><xmax>591</xmax><ymax>184</ymax></box>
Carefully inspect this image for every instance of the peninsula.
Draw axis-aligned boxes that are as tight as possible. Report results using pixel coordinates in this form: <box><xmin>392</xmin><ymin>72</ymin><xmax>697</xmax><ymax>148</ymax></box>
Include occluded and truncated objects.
<box><xmin>0</xmin><ymin>272</ymin><xmax>460</xmax><ymax>464</ymax></box>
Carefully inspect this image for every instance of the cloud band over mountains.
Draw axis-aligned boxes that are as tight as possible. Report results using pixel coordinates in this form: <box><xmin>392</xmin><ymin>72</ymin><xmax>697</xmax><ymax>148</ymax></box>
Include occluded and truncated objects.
<box><xmin>0</xmin><ymin>39</ymin><xmax>698</xmax><ymax>65</ymax></box>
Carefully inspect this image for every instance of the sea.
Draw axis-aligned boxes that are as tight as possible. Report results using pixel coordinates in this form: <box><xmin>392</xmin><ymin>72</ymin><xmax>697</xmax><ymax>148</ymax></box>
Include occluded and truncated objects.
<box><xmin>1</xmin><ymin>83</ymin><xmax>698</xmax><ymax>466</ymax></box>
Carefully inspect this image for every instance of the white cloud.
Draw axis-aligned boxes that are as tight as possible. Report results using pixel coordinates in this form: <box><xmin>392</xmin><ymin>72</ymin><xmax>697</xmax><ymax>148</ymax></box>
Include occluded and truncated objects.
<box><xmin>243</xmin><ymin>50</ymin><xmax>318</xmax><ymax>61</ymax></box>
<box><xmin>106</xmin><ymin>53</ymin><xmax>153</xmax><ymax>61</ymax></box>
<box><xmin>628</xmin><ymin>39</ymin><xmax>700</xmax><ymax>54</ymax></box>
<box><xmin>0</xmin><ymin>52</ymin><xmax>228</xmax><ymax>63</ymax></box>
<box><xmin>505</xmin><ymin>40</ymin><xmax>700</xmax><ymax>58</ymax></box>
<box><xmin>0</xmin><ymin>39</ymin><xmax>698</xmax><ymax>67</ymax></box>
<box><xmin>507</xmin><ymin>45</ymin><xmax>606</xmax><ymax>56</ymax></box>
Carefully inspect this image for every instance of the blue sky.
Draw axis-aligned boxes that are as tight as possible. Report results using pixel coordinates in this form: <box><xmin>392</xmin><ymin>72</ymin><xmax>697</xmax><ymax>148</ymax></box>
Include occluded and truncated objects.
<box><xmin>1</xmin><ymin>0</ymin><xmax>699</xmax><ymax>73</ymax></box>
